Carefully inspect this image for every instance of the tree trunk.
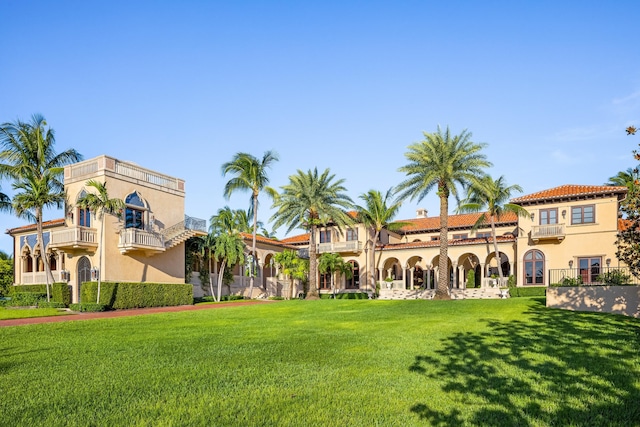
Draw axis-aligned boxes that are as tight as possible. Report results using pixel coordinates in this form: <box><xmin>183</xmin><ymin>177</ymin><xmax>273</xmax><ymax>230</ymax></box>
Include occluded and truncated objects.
<box><xmin>490</xmin><ymin>217</ymin><xmax>504</xmax><ymax>280</ymax></box>
<box><xmin>306</xmin><ymin>225</ymin><xmax>319</xmax><ymax>299</ymax></box>
<box><xmin>208</xmin><ymin>254</ymin><xmax>214</xmax><ymax>300</ymax></box>
<box><xmin>290</xmin><ymin>276</ymin><xmax>295</xmax><ymax>300</ymax></box>
<box><xmin>435</xmin><ymin>192</ymin><xmax>451</xmax><ymax>300</ymax></box>
<box><xmin>373</xmin><ymin>230</ymin><xmax>381</xmax><ymax>290</ymax></box>
<box><xmin>217</xmin><ymin>260</ymin><xmax>226</xmax><ymax>302</ymax></box>
<box><xmin>36</xmin><ymin>208</ymin><xmax>51</xmax><ymax>302</ymax></box>
<box><xmin>96</xmin><ymin>213</ymin><xmax>104</xmax><ymax>304</ymax></box>
<box><xmin>248</xmin><ymin>192</ymin><xmax>259</xmax><ymax>297</ymax></box>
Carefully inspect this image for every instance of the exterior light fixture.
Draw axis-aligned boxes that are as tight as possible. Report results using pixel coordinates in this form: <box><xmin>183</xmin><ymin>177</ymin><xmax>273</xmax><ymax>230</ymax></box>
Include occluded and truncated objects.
<box><xmin>606</xmin><ymin>258</ymin><xmax>611</xmax><ymax>267</ymax></box>
<box><xmin>568</xmin><ymin>260</ymin><xmax>573</xmax><ymax>268</ymax></box>
<box><xmin>562</xmin><ymin>210</ymin><xmax>566</xmax><ymax>218</ymax></box>
<box><xmin>530</xmin><ymin>213</ymin><xmax>535</xmax><ymax>221</ymax></box>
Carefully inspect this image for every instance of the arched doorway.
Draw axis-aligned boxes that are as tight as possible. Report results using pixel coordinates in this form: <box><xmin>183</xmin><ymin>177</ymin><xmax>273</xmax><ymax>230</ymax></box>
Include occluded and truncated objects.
<box><xmin>77</xmin><ymin>256</ymin><xmax>91</xmax><ymax>303</ymax></box>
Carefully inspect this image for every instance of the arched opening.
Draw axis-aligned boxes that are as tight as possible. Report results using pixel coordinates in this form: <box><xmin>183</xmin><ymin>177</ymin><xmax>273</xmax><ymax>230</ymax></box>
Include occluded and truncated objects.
<box><xmin>523</xmin><ymin>250</ymin><xmax>545</xmax><ymax>285</ymax></box>
<box><xmin>77</xmin><ymin>256</ymin><xmax>91</xmax><ymax>303</ymax></box>
<box><xmin>125</xmin><ymin>191</ymin><xmax>147</xmax><ymax>230</ymax></box>
<box><xmin>346</xmin><ymin>261</ymin><xmax>359</xmax><ymax>289</ymax></box>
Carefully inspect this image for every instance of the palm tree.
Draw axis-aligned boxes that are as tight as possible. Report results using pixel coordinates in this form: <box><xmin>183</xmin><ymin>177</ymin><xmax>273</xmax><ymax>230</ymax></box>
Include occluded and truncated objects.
<box><xmin>606</xmin><ymin>167</ymin><xmax>639</xmax><ymax>190</ymax></box>
<box><xmin>222</xmin><ymin>151</ymin><xmax>279</xmax><ymax>298</ymax></box>
<box><xmin>212</xmin><ymin>232</ymin><xmax>245</xmax><ymax>302</ymax></box>
<box><xmin>318</xmin><ymin>252</ymin><xmax>352</xmax><ymax>299</ymax></box>
<box><xmin>396</xmin><ymin>126</ymin><xmax>491</xmax><ymax>299</ymax></box>
<box><xmin>270</xmin><ymin>168</ymin><xmax>354</xmax><ymax>299</ymax></box>
<box><xmin>355</xmin><ymin>188</ymin><xmax>406</xmax><ymax>291</ymax></box>
<box><xmin>0</xmin><ymin>114</ymin><xmax>82</xmax><ymax>301</ymax></box>
<box><xmin>274</xmin><ymin>249</ymin><xmax>308</xmax><ymax>299</ymax></box>
<box><xmin>0</xmin><ymin>184</ymin><xmax>10</xmax><ymax>214</ymax></box>
<box><xmin>77</xmin><ymin>180</ymin><xmax>125</xmax><ymax>304</ymax></box>
<box><xmin>458</xmin><ymin>175</ymin><xmax>529</xmax><ymax>282</ymax></box>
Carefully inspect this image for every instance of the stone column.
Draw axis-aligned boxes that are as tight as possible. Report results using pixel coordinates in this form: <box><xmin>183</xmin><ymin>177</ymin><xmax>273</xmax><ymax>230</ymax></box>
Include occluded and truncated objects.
<box><xmin>452</xmin><ymin>262</ymin><xmax>459</xmax><ymax>289</ymax></box>
<box><xmin>480</xmin><ymin>263</ymin><xmax>486</xmax><ymax>288</ymax></box>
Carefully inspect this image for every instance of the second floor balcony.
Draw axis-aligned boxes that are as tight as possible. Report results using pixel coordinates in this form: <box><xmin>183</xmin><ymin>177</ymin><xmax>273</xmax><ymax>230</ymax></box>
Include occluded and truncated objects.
<box><xmin>531</xmin><ymin>224</ymin><xmax>565</xmax><ymax>243</ymax></box>
<box><xmin>317</xmin><ymin>240</ymin><xmax>363</xmax><ymax>254</ymax></box>
<box><xmin>118</xmin><ymin>228</ymin><xmax>165</xmax><ymax>255</ymax></box>
<box><xmin>49</xmin><ymin>226</ymin><xmax>98</xmax><ymax>252</ymax></box>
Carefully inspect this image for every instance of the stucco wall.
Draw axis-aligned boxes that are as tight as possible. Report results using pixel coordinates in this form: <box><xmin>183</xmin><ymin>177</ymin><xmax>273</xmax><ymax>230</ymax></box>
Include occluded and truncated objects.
<box><xmin>546</xmin><ymin>286</ymin><xmax>640</xmax><ymax>318</ymax></box>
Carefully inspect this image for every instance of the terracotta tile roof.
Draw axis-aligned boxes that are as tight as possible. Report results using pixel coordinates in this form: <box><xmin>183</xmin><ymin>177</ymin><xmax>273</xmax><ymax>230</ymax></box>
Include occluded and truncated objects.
<box><xmin>395</xmin><ymin>211</ymin><xmax>518</xmax><ymax>233</ymax></box>
<box><xmin>6</xmin><ymin>218</ymin><xmax>66</xmax><ymax>235</ymax></box>
<box><xmin>280</xmin><ymin>233</ymin><xmax>310</xmax><ymax>245</ymax></box>
<box><xmin>379</xmin><ymin>234</ymin><xmax>516</xmax><ymax>251</ymax></box>
<box><xmin>511</xmin><ymin>185</ymin><xmax>627</xmax><ymax>205</ymax></box>
<box><xmin>238</xmin><ymin>232</ymin><xmax>300</xmax><ymax>250</ymax></box>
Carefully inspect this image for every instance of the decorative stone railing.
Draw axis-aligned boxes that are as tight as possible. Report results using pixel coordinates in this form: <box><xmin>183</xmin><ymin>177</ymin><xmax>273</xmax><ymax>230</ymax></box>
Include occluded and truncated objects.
<box><xmin>531</xmin><ymin>224</ymin><xmax>565</xmax><ymax>241</ymax></box>
<box><xmin>50</xmin><ymin>226</ymin><xmax>97</xmax><ymax>247</ymax></box>
<box><xmin>118</xmin><ymin>228</ymin><xmax>164</xmax><ymax>252</ymax></box>
<box><xmin>317</xmin><ymin>241</ymin><xmax>363</xmax><ymax>253</ymax></box>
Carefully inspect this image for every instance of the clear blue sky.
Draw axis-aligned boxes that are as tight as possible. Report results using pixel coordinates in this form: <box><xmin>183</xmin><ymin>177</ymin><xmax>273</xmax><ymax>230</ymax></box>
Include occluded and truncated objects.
<box><xmin>1</xmin><ymin>1</ymin><xmax>639</xmax><ymax>254</ymax></box>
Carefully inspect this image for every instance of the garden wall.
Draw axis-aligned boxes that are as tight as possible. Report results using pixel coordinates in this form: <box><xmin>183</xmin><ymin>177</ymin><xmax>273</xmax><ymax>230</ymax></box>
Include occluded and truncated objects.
<box><xmin>546</xmin><ymin>286</ymin><xmax>640</xmax><ymax>318</ymax></box>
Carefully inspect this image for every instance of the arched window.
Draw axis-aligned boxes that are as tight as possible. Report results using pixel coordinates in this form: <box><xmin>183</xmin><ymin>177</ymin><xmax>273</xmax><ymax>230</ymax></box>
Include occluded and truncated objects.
<box><xmin>319</xmin><ymin>273</ymin><xmax>331</xmax><ymax>289</ymax></box>
<box><xmin>524</xmin><ymin>250</ymin><xmax>545</xmax><ymax>285</ymax></box>
<box><xmin>346</xmin><ymin>261</ymin><xmax>359</xmax><ymax>289</ymax></box>
<box><xmin>77</xmin><ymin>190</ymin><xmax>91</xmax><ymax>227</ymax></box>
<box><xmin>125</xmin><ymin>192</ymin><xmax>146</xmax><ymax>229</ymax></box>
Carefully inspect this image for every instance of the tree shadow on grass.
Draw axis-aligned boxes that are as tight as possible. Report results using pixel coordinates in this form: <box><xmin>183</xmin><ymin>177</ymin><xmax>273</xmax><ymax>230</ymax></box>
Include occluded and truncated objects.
<box><xmin>409</xmin><ymin>303</ymin><xmax>640</xmax><ymax>426</ymax></box>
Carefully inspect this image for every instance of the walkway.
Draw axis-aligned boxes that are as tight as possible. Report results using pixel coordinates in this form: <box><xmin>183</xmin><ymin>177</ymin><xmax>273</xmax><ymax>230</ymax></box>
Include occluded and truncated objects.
<box><xmin>0</xmin><ymin>300</ymin><xmax>276</xmax><ymax>328</ymax></box>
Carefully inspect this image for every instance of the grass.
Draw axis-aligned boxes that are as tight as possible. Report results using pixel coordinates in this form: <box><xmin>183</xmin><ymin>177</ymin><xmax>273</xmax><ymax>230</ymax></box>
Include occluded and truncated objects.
<box><xmin>1</xmin><ymin>298</ymin><xmax>639</xmax><ymax>426</ymax></box>
<box><xmin>0</xmin><ymin>307</ymin><xmax>72</xmax><ymax>320</ymax></box>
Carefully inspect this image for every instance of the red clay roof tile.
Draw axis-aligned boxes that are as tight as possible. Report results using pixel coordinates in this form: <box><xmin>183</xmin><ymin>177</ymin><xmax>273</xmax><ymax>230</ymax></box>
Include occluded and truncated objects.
<box><xmin>511</xmin><ymin>185</ymin><xmax>627</xmax><ymax>204</ymax></box>
<box><xmin>6</xmin><ymin>218</ymin><xmax>66</xmax><ymax>235</ymax></box>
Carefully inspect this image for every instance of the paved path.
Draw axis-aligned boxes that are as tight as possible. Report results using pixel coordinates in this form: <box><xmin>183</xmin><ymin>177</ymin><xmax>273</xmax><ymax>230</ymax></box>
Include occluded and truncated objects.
<box><xmin>0</xmin><ymin>300</ymin><xmax>276</xmax><ymax>328</ymax></box>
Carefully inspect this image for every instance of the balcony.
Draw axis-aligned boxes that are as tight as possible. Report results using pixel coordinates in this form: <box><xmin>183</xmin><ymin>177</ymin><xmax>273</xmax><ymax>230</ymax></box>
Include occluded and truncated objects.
<box><xmin>49</xmin><ymin>226</ymin><xmax>98</xmax><ymax>252</ymax></box>
<box><xmin>317</xmin><ymin>240</ymin><xmax>363</xmax><ymax>253</ymax></box>
<box><xmin>118</xmin><ymin>228</ymin><xmax>165</xmax><ymax>255</ymax></box>
<box><xmin>531</xmin><ymin>224</ymin><xmax>565</xmax><ymax>243</ymax></box>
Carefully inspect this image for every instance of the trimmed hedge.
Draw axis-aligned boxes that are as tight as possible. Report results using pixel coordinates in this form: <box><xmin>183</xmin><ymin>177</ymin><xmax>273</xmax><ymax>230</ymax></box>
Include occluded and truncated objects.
<box><xmin>320</xmin><ymin>292</ymin><xmax>369</xmax><ymax>300</ymax></box>
<box><xmin>37</xmin><ymin>301</ymin><xmax>67</xmax><ymax>309</ymax></box>
<box><xmin>10</xmin><ymin>283</ymin><xmax>72</xmax><ymax>306</ymax></box>
<box><xmin>69</xmin><ymin>303</ymin><xmax>106</xmax><ymax>312</ymax></box>
<box><xmin>509</xmin><ymin>286</ymin><xmax>547</xmax><ymax>298</ymax></box>
<box><xmin>81</xmin><ymin>281</ymin><xmax>193</xmax><ymax>309</ymax></box>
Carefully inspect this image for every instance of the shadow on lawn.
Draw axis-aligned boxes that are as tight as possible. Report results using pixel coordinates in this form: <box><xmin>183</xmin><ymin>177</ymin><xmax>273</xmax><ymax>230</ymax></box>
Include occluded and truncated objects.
<box><xmin>409</xmin><ymin>298</ymin><xmax>640</xmax><ymax>426</ymax></box>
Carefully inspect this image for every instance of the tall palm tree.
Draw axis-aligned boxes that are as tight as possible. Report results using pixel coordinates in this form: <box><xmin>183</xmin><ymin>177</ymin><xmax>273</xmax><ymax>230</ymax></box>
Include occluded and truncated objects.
<box><xmin>396</xmin><ymin>126</ymin><xmax>491</xmax><ymax>299</ymax></box>
<box><xmin>355</xmin><ymin>188</ymin><xmax>406</xmax><ymax>291</ymax></box>
<box><xmin>605</xmin><ymin>167</ymin><xmax>639</xmax><ymax>190</ymax></box>
<box><xmin>210</xmin><ymin>206</ymin><xmax>238</xmax><ymax>236</ymax></box>
<box><xmin>270</xmin><ymin>168</ymin><xmax>354</xmax><ymax>299</ymax></box>
<box><xmin>318</xmin><ymin>252</ymin><xmax>352</xmax><ymax>299</ymax></box>
<box><xmin>0</xmin><ymin>114</ymin><xmax>82</xmax><ymax>301</ymax></box>
<box><xmin>458</xmin><ymin>175</ymin><xmax>529</xmax><ymax>281</ymax></box>
<box><xmin>222</xmin><ymin>151</ymin><xmax>279</xmax><ymax>298</ymax></box>
<box><xmin>77</xmin><ymin>179</ymin><xmax>125</xmax><ymax>304</ymax></box>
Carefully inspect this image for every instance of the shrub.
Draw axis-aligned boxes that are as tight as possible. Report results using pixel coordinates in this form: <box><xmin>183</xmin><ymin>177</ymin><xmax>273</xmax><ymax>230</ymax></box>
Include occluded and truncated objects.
<box><xmin>10</xmin><ymin>283</ymin><xmax>71</xmax><ymax>306</ymax></box>
<box><xmin>268</xmin><ymin>296</ymin><xmax>285</xmax><ymax>300</ymax></box>
<box><xmin>81</xmin><ymin>281</ymin><xmax>118</xmax><ymax>306</ymax></box>
<box><xmin>194</xmin><ymin>296</ymin><xmax>215</xmax><ymax>304</ymax></box>
<box><xmin>220</xmin><ymin>295</ymin><xmax>245</xmax><ymax>301</ymax></box>
<box><xmin>69</xmin><ymin>303</ymin><xmax>106</xmax><ymax>312</ymax></box>
<box><xmin>509</xmin><ymin>287</ymin><xmax>546</xmax><ymax>297</ymax></box>
<box><xmin>82</xmin><ymin>282</ymin><xmax>193</xmax><ymax>309</ymax></box>
<box><xmin>9</xmin><ymin>292</ymin><xmax>46</xmax><ymax>306</ymax></box>
<box><xmin>320</xmin><ymin>292</ymin><xmax>369</xmax><ymax>300</ymax></box>
<box><xmin>37</xmin><ymin>301</ymin><xmax>66</xmax><ymax>309</ymax></box>
<box><xmin>466</xmin><ymin>270</ymin><xmax>476</xmax><ymax>288</ymax></box>
<box><xmin>596</xmin><ymin>270</ymin><xmax>632</xmax><ymax>285</ymax></box>
<box><xmin>507</xmin><ymin>275</ymin><xmax>516</xmax><ymax>287</ymax></box>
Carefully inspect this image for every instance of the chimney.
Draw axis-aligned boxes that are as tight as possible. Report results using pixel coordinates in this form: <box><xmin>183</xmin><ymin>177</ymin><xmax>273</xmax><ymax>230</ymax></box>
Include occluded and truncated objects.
<box><xmin>416</xmin><ymin>208</ymin><xmax>428</xmax><ymax>218</ymax></box>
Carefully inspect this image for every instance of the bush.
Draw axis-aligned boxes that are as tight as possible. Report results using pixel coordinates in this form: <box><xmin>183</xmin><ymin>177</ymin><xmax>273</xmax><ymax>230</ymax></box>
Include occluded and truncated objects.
<box><xmin>507</xmin><ymin>275</ymin><xmax>516</xmax><ymax>287</ymax></box>
<box><xmin>509</xmin><ymin>286</ymin><xmax>547</xmax><ymax>297</ymax></box>
<box><xmin>268</xmin><ymin>296</ymin><xmax>285</xmax><ymax>300</ymax></box>
<box><xmin>220</xmin><ymin>295</ymin><xmax>245</xmax><ymax>301</ymax></box>
<box><xmin>9</xmin><ymin>283</ymin><xmax>71</xmax><ymax>306</ymax></box>
<box><xmin>466</xmin><ymin>270</ymin><xmax>476</xmax><ymax>288</ymax></box>
<box><xmin>69</xmin><ymin>303</ymin><xmax>106</xmax><ymax>312</ymax></box>
<box><xmin>9</xmin><ymin>292</ymin><xmax>46</xmax><ymax>306</ymax></box>
<box><xmin>81</xmin><ymin>281</ymin><xmax>193</xmax><ymax>309</ymax></box>
<box><xmin>37</xmin><ymin>301</ymin><xmax>67</xmax><ymax>309</ymax></box>
<box><xmin>596</xmin><ymin>270</ymin><xmax>632</xmax><ymax>285</ymax></box>
<box><xmin>320</xmin><ymin>292</ymin><xmax>369</xmax><ymax>300</ymax></box>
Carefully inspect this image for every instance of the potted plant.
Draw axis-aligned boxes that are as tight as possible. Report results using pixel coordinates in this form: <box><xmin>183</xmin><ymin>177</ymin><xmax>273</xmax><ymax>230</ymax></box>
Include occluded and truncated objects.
<box><xmin>384</xmin><ymin>277</ymin><xmax>394</xmax><ymax>289</ymax></box>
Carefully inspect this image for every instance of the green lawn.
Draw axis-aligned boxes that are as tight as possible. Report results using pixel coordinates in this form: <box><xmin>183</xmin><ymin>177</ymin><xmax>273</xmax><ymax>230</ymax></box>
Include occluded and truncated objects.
<box><xmin>0</xmin><ymin>307</ymin><xmax>72</xmax><ymax>320</ymax></box>
<box><xmin>1</xmin><ymin>298</ymin><xmax>639</xmax><ymax>426</ymax></box>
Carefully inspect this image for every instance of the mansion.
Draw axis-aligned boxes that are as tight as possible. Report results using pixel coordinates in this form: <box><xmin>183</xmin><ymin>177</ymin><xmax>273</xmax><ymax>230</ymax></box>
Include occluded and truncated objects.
<box><xmin>6</xmin><ymin>154</ymin><xmax>629</xmax><ymax>301</ymax></box>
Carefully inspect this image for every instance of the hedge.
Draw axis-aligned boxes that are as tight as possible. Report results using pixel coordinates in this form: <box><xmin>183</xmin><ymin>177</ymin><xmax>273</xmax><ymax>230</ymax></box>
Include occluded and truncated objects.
<box><xmin>10</xmin><ymin>283</ymin><xmax>71</xmax><ymax>306</ymax></box>
<box><xmin>69</xmin><ymin>303</ymin><xmax>107</xmax><ymax>312</ymax></box>
<box><xmin>81</xmin><ymin>281</ymin><xmax>193</xmax><ymax>309</ymax></box>
<box><xmin>508</xmin><ymin>286</ymin><xmax>547</xmax><ymax>297</ymax></box>
<box><xmin>320</xmin><ymin>292</ymin><xmax>370</xmax><ymax>300</ymax></box>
